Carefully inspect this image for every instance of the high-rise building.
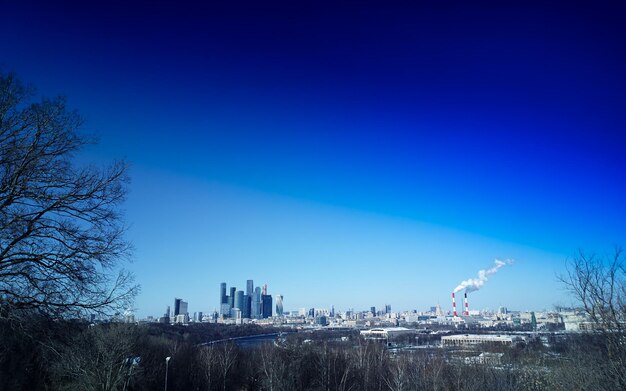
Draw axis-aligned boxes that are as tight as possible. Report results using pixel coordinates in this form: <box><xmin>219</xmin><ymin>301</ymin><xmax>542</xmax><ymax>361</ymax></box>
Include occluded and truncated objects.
<box><xmin>179</xmin><ymin>300</ymin><xmax>188</xmax><ymax>316</ymax></box>
<box><xmin>246</xmin><ymin>279</ymin><xmax>254</xmax><ymax>296</ymax></box>
<box><xmin>220</xmin><ymin>303</ymin><xmax>231</xmax><ymax>317</ymax></box>
<box><xmin>174</xmin><ymin>298</ymin><xmax>182</xmax><ymax>316</ymax></box>
<box><xmin>243</xmin><ymin>295</ymin><xmax>251</xmax><ymax>318</ymax></box>
<box><xmin>261</xmin><ymin>294</ymin><xmax>272</xmax><ymax>318</ymax></box>
<box><xmin>220</xmin><ymin>283</ymin><xmax>227</xmax><ymax>304</ymax></box>
<box><xmin>275</xmin><ymin>295</ymin><xmax>284</xmax><ymax>316</ymax></box>
<box><xmin>234</xmin><ymin>290</ymin><xmax>244</xmax><ymax>311</ymax></box>
<box><xmin>370</xmin><ymin>306</ymin><xmax>376</xmax><ymax>316</ymax></box>
<box><xmin>229</xmin><ymin>287</ymin><xmax>236</xmax><ymax>308</ymax></box>
<box><xmin>162</xmin><ymin>305</ymin><xmax>171</xmax><ymax>324</ymax></box>
<box><xmin>252</xmin><ymin>287</ymin><xmax>261</xmax><ymax>319</ymax></box>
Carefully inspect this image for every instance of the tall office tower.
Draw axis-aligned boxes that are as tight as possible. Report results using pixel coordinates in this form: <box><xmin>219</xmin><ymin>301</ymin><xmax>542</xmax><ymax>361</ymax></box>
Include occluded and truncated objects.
<box><xmin>220</xmin><ymin>303</ymin><xmax>231</xmax><ymax>317</ymax></box>
<box><xmin>246</xmin><ymin>279</ymin><xmax>254</xmax><ymax>296</ymax></box>
<box><xmin>370</xmin><ymin>306</ymin><xmax>376</xmax><ymax>316</ymax></box>
<box><xmin>262</xmin><ymin>284</ymin><xmax>267</xmax><ymax>295</ymax></box>
<box><xmin>234</xmin><ymin>290</ymin><xmax>244</xmax><ymax>311</ymax></box>
<box><xmin>243</xmin><ymin>295</ymin><xmax>251</xmax><ymax>318</ymax></box>
<box><xmin>275</xmin><ymin>295</ymin><xmax>284</xmax><ymax>316</ymax></box>
<box><xmin>229</xmin><ymin>287</ymin><xmax>236</xmax><ymax>308</ymax></box>
<box><xmin>174</xmin><ymin>298</ymin><xmax>182</xmax><ymax>316</ymax></box>
<box><xmin>261</xmin><ymin>294</ymin><xmax>273</xmax><ymax>318</ymax></box>
<box><xmin>163</xmin><ymin>305</ymin><xmax>171</xmax><ymax>323</ymax></box>
<box><xmin>252</xmin><ymin>287</ymin><xmax>261</xmax><ymax>319</ymax></box>
<box><xmin>179</xmin><ymin>300</ymin><xmax>188</xmax><ymax>316</ymax></box>
<box><xmin>330</xmin><ymin>305</ymin><xmax>335</xmax><ymax>317</ymax></box>
<box><xmin>220</xmin><ymin>283</ymin><xmax>227</xmax><ymax>304</ymax></box>
<box><xmin>385</xmin><ymin>304</ymin><xmax>392</xmax><ymax>314</ymax></box>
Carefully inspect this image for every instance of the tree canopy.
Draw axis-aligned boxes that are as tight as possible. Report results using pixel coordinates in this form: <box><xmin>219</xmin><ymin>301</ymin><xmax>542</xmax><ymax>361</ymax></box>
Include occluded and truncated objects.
<box><xmin>0</xmin><ymin>72</ymin><xmax>137</xmax><ymax>319</ymax></box>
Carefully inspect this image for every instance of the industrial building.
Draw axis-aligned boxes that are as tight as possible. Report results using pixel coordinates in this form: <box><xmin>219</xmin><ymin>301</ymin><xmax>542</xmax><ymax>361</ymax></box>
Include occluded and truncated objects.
<box><xmin>441</xmin><ymin>334</ymin><xmax>524</xmax><ymax>347</ymax></box>
<box><xmin>360</xmin><ymin>327</ymin><xmax>415</xmax><ymax>340</ymax></box>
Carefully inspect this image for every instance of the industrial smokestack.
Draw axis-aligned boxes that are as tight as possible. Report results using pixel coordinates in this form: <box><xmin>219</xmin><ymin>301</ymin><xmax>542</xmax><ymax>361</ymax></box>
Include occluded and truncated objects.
<box><xmin>452</xmin><ymin>292</ymin><xmax>457</xmax><ymax>317</ymax></box>
<box><xmin>464</xmin><ymin>292</ymin><xmax>469</xmax><ymax>316</ymax></box>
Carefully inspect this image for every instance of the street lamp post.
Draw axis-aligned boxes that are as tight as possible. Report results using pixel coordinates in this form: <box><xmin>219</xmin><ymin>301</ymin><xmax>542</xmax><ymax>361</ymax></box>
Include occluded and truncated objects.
<box><xmin>165</xmin><ymin>356</ymin><xmax>171</xmax><ymax>391</ymax></box>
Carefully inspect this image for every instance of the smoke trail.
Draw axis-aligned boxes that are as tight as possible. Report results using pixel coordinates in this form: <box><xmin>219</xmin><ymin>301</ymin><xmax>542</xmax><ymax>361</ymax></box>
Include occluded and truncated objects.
<box><xmin>453</xmin><ymin>259</ymin><xmax>513</xmax><ymax>293</ymax></box>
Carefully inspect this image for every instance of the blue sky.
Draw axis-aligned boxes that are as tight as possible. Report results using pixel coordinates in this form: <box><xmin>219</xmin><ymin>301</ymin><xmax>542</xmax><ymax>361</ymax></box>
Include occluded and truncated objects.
<box><xmin>2</xmin><ymin>2</ymin><xmax>625</xmax><ymax>317</ymax></box>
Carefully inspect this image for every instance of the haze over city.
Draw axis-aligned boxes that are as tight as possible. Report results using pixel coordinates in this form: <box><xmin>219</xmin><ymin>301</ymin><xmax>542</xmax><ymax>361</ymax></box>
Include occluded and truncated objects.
<box><xmin>2</xmin><ymin>2</ymin><xmax>625</xmax><ymax>319</ymax></box>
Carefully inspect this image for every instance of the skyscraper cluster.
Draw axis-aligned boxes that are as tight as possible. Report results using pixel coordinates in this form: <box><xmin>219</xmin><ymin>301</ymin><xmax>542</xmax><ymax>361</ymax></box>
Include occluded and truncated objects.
<box><xmin>221</xmin><ymin>280</ymin><xmax>278</xmax><ymax>320</ymax></box>
<box><xmin>164</xmin><ymin>297</ymin><xmax>188</xmax><ymax>324</ymax></box>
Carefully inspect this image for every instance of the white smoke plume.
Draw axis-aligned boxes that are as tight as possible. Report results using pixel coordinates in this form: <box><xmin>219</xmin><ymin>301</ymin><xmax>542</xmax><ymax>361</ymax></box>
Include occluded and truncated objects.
<box><xmin>453</xmin><ymin>259</ymin><xmax>513</xmax><ymax>293</ymax></box>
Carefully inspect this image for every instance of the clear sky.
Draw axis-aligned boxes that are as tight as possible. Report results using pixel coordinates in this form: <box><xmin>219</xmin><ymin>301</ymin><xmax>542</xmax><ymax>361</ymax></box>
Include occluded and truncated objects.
<box><xmin>2</xmin><ymin>2</ymin><xmax>625</xmax><ymax>317</ymax></box>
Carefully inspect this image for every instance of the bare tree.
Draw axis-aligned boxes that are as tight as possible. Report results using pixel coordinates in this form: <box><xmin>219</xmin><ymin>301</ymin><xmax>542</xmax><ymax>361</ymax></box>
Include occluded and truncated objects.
<box><xmin>198</xmin><ymin>345</ymin><xmax>217</xmax><ymax>390</ymax></box>
<box><xmin>382</xmin><ymin>354</ymin><xmax>412</xmax><ymax>391</ymax></box>
<box><xmin>258</xmin><ymin>343</ymin><xmax>293</xmax><ymax>391</ymax></box>
<box><xmin>0</xmin><ymin>72</ymin><xmax>137</xmax><ymax>319</ymax></box>
<box><xmin>216</xmin><ymin>342</ymin><xmax>237</xmax><ymax>391</ymax></box>
<box><xmin>560</xmin><ymin>248</ymin><xmax>626</xmax><ymax>388</ymax></box>
<box><xmin>51</xmin><ymin>324</ymin><xmax>139</xmax><ymax>391</ymax></box>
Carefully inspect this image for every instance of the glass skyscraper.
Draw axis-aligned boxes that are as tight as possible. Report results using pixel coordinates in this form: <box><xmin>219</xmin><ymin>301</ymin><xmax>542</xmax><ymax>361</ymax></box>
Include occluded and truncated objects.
<box><xmin>174</xmin><ymin>298</ymin><xmax>182</xmax><ymax>316</ymax></box>
<box><xmin>229</xmin><ymin>287</ymin><xmax>236</xmax><ymax>308</ymax></box>
<box><xmin>243</xmin><ymin>295</ymin><xmax>251</xmax><ymax>318</ymax></box>
<box><xmin>252</xmin><ymin>286</ymin><xmax>261</xmax><ymax>319</ymax></box>
<box><xmin>275</xmin><ymin>295</ymin><xmax>283</xmax><ymax>316</ymax></box>
<box><xmin>220</xmin><ymin>283</ymin><xmax>227</xmax><ymax>304</ymax></box>
<box><xmin>262</xmin><ymin>294</ymin><xmax>272</xmax><ymax>318</ymax></box>
<box><xmin>234</xmin><ymin>290</ymin><xmax>244</xmax><ymax>311</ymax></box>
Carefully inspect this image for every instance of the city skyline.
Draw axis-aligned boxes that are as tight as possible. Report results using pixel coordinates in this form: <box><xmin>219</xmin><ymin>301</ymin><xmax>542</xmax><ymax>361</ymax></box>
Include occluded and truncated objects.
<box><xmin>2</xmin><ymin>2</ymin><xmax>625</xmax><ymax>318</ymax></box>
<box><xmin>148</xmin><ymin>271</ymin><xmax>551</xmax><ymax>321</ymax></box>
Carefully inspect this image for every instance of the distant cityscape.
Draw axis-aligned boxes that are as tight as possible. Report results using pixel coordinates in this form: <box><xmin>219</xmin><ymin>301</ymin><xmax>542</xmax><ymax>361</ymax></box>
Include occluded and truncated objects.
<box><xmin>127</xmin><ymin>280</ymin><xmax>588</xmax><ymax>333</ymax></box>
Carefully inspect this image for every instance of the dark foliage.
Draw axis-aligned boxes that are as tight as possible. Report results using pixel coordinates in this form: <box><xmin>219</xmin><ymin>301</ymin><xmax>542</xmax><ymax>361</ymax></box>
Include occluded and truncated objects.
<box><xmin>2</xmin><ymin>318</ymin><xmax>626</xmax><ymax>390</ymax></box>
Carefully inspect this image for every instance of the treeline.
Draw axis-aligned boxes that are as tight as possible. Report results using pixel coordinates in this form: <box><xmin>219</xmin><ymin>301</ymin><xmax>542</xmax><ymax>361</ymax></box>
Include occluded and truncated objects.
<box><xmin>0</xmin><ymin>317</ymin><xmax>278</xmax><ymax>390</ymax></box>
<box><xmin>1</xmin><ymin>317</ymin><xmax>624</xmax><ymax>390</ymax></box>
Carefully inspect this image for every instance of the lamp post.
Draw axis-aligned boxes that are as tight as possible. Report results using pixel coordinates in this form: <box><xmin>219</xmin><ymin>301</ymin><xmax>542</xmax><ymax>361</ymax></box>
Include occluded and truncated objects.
<box><xmin>165</xmin><ymin>356</ymin><xmax>171</xmax><ymax>391</ymax></box>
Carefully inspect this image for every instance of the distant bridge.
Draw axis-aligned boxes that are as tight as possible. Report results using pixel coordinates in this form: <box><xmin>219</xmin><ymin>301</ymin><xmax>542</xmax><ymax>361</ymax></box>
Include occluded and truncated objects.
<box><xmin>198</xmin><ymin>332</ymin><xmax>282</xmax><ymax>347</ymax></box>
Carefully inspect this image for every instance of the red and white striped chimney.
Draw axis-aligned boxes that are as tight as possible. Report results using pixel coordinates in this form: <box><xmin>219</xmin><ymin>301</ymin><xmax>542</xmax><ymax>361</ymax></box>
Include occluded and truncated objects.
<box><xmin>452</xmin><ymin>292</ymin><xmax>457</xmax><ymax>317</ymax></box>
<box><xmin>464</xmin><ymin>292</ymin><xmax>469</xmax><ymax>316</ymax></box>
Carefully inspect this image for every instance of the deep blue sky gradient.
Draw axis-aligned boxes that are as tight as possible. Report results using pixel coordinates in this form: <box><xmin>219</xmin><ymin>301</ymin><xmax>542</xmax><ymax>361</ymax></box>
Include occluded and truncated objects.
<box><xmin>2</xmin><ymin>2</ymin><xmax>625</xmax><ymax>316</ymax></box>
